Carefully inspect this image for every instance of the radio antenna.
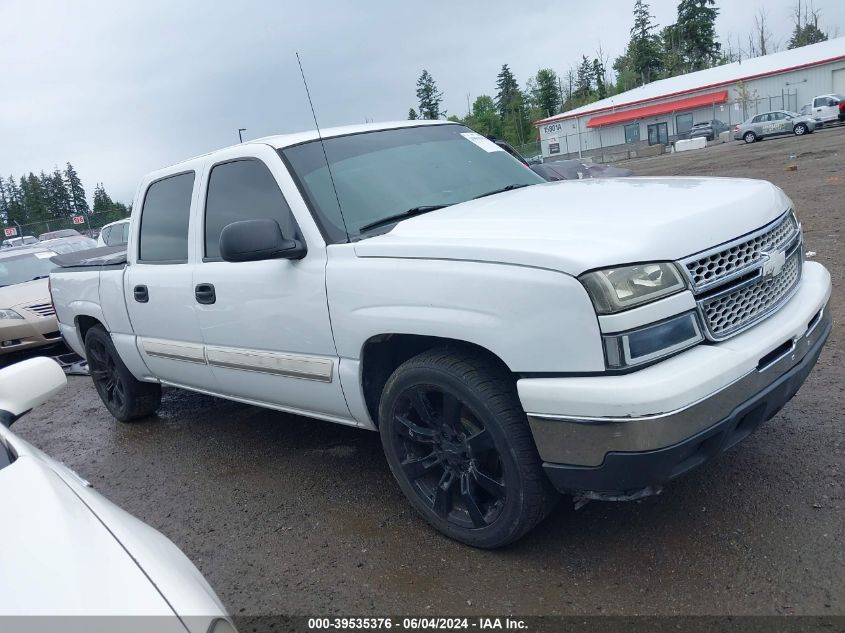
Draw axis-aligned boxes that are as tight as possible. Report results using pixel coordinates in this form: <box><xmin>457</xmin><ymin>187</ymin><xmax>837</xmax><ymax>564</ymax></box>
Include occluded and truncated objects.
<box><xmin>296</xmin><ymin>52</ymin><xmax>349</xmax><ymax>239</ymax></box>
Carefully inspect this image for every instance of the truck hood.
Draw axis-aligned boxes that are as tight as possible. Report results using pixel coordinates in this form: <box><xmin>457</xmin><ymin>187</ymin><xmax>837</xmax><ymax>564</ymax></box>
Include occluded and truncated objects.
<box><xmin>353</xmin><ymin>177</ymin><xmax>792</xmax><ymax>276</ymax></box>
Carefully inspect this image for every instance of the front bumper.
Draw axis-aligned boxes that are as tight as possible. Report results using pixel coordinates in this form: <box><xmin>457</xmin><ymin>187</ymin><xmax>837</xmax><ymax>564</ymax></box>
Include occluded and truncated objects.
<box><xmin>519</xmin><ymin>261</ymin><xmax>832</xmax><ymax>494</ymax></box>
<box><xmin>0</xmin><ymin>315</ymin><xmax>61</xmax><ymax>355</ymax></box>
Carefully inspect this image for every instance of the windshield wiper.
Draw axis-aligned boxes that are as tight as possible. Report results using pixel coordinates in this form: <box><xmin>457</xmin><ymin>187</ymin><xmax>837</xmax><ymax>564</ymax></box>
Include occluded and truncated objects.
<box><xmin>31</xmin><ymin>275</ymin><xmax>49</xmax><ymax>281</ymax></box>
<box><xmin>473</xmin><ymin>183</ymin><xmax>531</xmax><ymax>200</ymax></box>
<box><xmin>359</xmin><ymin>205</ymin><xmax>452</xmax><ymax>233</ymax></box>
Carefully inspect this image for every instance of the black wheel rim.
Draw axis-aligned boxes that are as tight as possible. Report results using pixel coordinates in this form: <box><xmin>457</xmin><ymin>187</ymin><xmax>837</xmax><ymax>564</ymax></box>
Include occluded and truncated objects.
<box><xmin>88</xmin><ymin>339</ymin><xmax>126</xmax><ymax>411</ymax></box>
<box><xmin>390</xmin><ymin>385</ymin><xmax>506</xmax><ymax>529</ymax></box>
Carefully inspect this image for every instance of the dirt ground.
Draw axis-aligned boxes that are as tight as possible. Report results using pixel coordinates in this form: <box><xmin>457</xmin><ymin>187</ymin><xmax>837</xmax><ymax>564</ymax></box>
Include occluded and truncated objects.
<box><xmin>12</xmin><ymin>126</ymin><xmax>845</xmax><ymax>620</ymax></box>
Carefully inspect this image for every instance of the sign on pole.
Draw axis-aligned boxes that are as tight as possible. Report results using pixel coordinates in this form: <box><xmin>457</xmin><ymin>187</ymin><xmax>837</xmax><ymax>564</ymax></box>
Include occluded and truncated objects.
<box><xmin>71</xmin><ymin>215</ymin><xmax>85</xmax><ymax>225</ymax></box>
<box><xmin>3</xmin><ymin>227</ymin><xmax>17</xmax><ymax>237</ymax></box>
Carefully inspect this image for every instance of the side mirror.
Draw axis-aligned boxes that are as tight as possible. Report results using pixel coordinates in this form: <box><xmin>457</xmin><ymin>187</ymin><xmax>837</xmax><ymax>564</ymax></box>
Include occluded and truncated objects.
<box><xmin>0</xmin><ymin>357</ymin><xmax>66</xmax><ymax>427</ymax></box>
<box><xmin>219</xmin><ymin>219</ymin><xmax>306</xmax><ymax>263</ymax></box>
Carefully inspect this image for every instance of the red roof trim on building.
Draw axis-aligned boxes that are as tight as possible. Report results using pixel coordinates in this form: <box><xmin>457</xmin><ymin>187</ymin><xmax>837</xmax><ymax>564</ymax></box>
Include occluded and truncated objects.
<box><xmin>586</xmin><ymin>90</ymin><xmax>728</xmax><ymax>128</ymax></box>
<box><xmin>535</xmin><ymin>53</ymin><xmax>845</xmax><ymax>126</ymax></box>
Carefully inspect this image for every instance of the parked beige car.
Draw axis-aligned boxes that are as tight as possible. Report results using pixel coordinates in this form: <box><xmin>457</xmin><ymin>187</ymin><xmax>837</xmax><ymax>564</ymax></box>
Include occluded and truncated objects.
<box><xmin>0</xmin><ymin>248</ymin><xmax>61</xmax><ymax>355</ymax></box>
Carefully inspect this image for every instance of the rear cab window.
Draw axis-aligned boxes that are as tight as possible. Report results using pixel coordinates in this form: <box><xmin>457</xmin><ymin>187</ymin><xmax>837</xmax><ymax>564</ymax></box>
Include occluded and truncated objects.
<box><xmin>138</xmin><ymin>172</ymin><xmax>195</xmax><ymax>263</ymax></box>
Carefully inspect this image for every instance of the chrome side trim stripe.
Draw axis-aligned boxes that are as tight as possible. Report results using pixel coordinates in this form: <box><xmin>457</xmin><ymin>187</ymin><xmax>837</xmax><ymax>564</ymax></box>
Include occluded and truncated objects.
<box><xmin>141</xmin><ymin>338</ymin><xmax>207</xmax><ymax>364</ymax></box>
<box><xmin>138</xmin><ymin>338</ymin><xmax>335</xmax><ymax>382</ymax></box>
<box><xmin>205</xmin><ymin>345</ymin><xmax>333</xmax><ymax>382</ymax></box>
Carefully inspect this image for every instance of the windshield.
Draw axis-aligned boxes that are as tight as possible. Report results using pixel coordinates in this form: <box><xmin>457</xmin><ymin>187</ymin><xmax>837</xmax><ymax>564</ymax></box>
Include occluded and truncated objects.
<box><xmin>281</xmin><ymin>124</ymin><xmax>543</xmax><ymax>241</ymax></box>
<box><xmin>783</xmin><ymin>111</ymin><xmax>800</xmax><ymax>118</ymax></box>
<box><xmin>0</xmin><ymin>252</ymin><xmax>56</xmax><ymax>286</ymax></box>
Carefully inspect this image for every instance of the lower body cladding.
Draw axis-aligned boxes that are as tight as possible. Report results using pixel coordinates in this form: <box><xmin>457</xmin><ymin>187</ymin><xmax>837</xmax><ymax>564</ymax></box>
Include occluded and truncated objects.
<box><xmin>519</xmin><ymin>261</ymin><xmax>832</xmax><ymax>498</ymax></box>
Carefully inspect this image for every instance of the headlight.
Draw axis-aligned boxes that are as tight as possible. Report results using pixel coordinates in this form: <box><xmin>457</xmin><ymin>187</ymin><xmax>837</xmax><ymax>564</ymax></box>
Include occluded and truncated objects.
<box><xmin>580</xmin><ymin>262</ymin><xmax>687</xmax><ymax>314</ymax></box>
<box><xmin>0</xmin><ymin>309</ymin><xmax>23</xmax><ymax>320</ymax></box>
<box><xmin>603</xmin><ymin>311</ymin><xmax>704</xmax><ymax>369</ymax></box>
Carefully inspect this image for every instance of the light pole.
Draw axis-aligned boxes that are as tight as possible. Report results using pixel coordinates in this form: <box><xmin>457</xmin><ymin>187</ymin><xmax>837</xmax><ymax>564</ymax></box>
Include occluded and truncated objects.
<box><xmin>238</xmin><ymin>128</ymin><xmax>247</xmax><ymax>143</ymax></box>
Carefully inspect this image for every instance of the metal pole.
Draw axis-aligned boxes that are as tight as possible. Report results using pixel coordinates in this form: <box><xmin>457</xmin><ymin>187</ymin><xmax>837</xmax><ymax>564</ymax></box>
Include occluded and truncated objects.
<box><xmin>576</xmin><ymin>116</ymin><xmax>583</xmax><ymax>158</ymax></box>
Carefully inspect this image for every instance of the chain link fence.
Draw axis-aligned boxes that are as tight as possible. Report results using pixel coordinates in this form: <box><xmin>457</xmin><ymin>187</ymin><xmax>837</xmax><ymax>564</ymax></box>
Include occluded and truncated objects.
<box><xmin>2</xmin><ymin>212</ymin><xmax>128</xmax><ymax>241</ymax></box>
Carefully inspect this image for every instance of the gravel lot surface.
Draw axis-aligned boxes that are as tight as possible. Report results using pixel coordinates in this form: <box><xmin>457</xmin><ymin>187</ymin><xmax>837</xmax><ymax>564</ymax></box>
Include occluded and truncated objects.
<box><xmin>11</xmin><ymin>126</ymin><xmax>844</xmax><ymax>620</ymax></box>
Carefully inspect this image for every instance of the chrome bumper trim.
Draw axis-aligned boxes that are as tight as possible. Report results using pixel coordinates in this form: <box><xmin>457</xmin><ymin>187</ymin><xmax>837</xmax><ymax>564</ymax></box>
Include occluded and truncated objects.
<box><xmin>527</xmin><ymin>305</ymin><xmax>830</xmax><ymax>467</ymax></box>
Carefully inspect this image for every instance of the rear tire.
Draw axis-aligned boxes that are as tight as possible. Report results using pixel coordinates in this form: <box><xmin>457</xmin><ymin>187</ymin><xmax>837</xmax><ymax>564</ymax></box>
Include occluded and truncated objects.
<box><xmin>378</xmin><ymin>347</ymin><xmax>557</xmax><ymax>548</ymax></box>
<box><xmin>85</xmin><ymin>325</ymin><xmax>161</xmax><ymax>422</ymax></box>
<box><xmin>743</xmin><ymin>131</ymin><xmax>757</xmax><ymax>144</ymax></box>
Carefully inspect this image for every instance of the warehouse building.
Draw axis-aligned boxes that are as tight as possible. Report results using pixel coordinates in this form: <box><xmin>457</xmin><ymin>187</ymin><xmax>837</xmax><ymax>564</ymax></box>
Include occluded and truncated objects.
<box><xmin>535</xmin><ymin>37</ymin><xmax>845</xmax><ymax>160</ymax></box>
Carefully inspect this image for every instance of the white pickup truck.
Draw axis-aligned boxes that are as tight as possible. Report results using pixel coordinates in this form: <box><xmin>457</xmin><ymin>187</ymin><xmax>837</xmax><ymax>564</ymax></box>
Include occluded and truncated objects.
<box><xmin>49</xmin><ymin>120</ymin><xmax>832</xmax><ymax>548</ymax></box>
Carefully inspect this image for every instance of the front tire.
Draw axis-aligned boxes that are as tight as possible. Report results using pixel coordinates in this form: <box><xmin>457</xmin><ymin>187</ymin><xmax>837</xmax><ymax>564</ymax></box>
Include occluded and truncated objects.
<box><xmin>378</xmin><ymin>347</ymin><xmax>557</xmax><ymax>548</ymax></box>
<box><xmin>794</xmin><ymin>123</ymin><xmax>808</xmax><ymax>136</ymax></box>
<box><xmin>743</xmin><ymin>131</ymin><xmax>757</xmax><ymax>143</ymax></box>
<box><xmin>85</xmin><ymin>325</ymin><xmax>161</xmax><ymax>422</ymax></box>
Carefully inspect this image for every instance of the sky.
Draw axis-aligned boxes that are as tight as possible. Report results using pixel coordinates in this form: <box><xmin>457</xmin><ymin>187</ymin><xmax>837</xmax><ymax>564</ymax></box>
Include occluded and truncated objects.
<box><xmin>1</xmin><ymin>0</ymin><xmax>844</xmax><ymax>204</ymax></box>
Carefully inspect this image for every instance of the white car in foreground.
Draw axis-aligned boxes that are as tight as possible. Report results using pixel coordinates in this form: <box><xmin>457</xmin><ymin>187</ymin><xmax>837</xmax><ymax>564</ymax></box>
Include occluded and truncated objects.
<box><xmin>0</xmin><ymin>357</ymin><xmax>234</xmax><ymax>633</ymax></box>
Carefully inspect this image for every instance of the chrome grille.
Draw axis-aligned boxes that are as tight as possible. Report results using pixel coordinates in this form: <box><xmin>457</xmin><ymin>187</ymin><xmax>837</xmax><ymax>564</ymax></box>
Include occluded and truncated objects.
<box><xmin>684</xmin><ymin>212</ymin><xmax>799</xmax><ymax>291</ymax></box>
<box><xmin>681</xmin><ymin>210</ymin><xmax>803</xmax><ymax>341</ymax></box>
<box><xmin>700</xmin><ymin>249</ymin><xmax>802</xmax><ymax>339</ymax></box>
<box><xmin>25</xmin><ymin>302</ymin><xmax>56</xmax><ymax>318</ymax></box>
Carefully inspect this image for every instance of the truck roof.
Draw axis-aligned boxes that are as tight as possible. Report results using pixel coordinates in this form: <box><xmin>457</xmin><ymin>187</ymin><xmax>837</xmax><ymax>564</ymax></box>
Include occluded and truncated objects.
<box><xmin>167</xmin><ymin>119</ymin><xmax>453</xmax><ymax>169</ymax></box>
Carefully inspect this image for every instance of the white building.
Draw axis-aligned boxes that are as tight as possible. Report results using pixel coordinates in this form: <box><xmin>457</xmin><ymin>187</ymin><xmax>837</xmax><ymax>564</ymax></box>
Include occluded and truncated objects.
<box><xmin>535</xmin><ymin>37</ymin><xmax>845</xmax><ymax>160</ymax></box>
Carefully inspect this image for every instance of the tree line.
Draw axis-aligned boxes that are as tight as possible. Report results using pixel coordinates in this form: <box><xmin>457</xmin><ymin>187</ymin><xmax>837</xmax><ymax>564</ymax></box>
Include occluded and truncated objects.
<box><xmin>408</xmin><ymin>0</ymin><xmax>833</xmax><ymax>148</ymax></box>
<box><xmin>0</xmin><ymin>163</ymin><xmax>129</xmax><ymax>234</ymax></box>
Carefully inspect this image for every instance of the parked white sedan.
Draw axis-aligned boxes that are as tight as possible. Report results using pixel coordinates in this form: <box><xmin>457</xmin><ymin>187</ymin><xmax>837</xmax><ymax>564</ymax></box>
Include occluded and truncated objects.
<box><xmin>0</xmin><ymin>357</ymin><xmax>235</xmax><ymax>633</ymax></box>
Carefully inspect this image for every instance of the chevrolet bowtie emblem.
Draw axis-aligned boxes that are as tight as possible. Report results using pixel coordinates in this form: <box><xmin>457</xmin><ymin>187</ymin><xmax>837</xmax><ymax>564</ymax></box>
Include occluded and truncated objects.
<box><xmin>761</xmin><ymin>250</ymin><xmax>786</xmax><ymax>278</ymax></box>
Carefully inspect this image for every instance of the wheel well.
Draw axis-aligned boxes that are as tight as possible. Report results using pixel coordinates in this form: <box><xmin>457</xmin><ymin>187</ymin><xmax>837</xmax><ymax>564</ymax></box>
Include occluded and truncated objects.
<box><xmin>75</xmin><ymin>315</ymin><xmax>104</xmax><ymax>343</ymax></box>
<box><xmin>360</xmin><ymin>334</ymin><xmax>513</xmax><ymax>426</ymax></box>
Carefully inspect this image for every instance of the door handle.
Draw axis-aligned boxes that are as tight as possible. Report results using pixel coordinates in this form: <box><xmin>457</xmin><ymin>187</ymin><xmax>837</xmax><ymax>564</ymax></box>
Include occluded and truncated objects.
<box><xmin>133</xmin><ymin>285</ymin><xmax>148</xmax><ymax>303</ymax></box>
<box><xmin>195</xmin><ymin>283</ymin><xmax>216</xmax><ymax>305</ymax></box>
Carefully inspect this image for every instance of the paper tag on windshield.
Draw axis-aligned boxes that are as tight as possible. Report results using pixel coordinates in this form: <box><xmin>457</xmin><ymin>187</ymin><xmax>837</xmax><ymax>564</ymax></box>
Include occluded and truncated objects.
<box><xmin>461</xmin><ymin>132</ymin><xmax>504</xmax><ymax>153</ymax></box>
<box><xmin>35</xmin><ymin>252</ymin><xmax>53</xmax><ymax>259</ymax></box>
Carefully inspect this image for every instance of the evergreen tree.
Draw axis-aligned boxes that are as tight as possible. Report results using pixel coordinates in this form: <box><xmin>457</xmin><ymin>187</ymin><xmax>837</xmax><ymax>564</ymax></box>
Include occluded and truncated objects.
<box><xmin>676</xmin><ymin>0</ymin><xmax>721</xmax><ymax>71</ymax></box>
<box><xmin>5</xmin><ymin>176</ymin><xmax>25</xmax><ymax>226</ymax></box>
<box><xmin>0</xmin><ymin>177</ymin><xmax>8</xmax><ymax>225</ymax></box>
<box><xmin>494</xmin><ymin>65</ymin><xmax>530</xmax><ymax>145</ymax></box>
<box><xmin>592</xmin><ymin>58</ymin><xmax>607</xmax><ymax>99</ymax></box>
<box><xmin>49</xmin><ymin>168</ymin><xmax>72</xmax><ymax>218</ymax></box>
<box><xmin>415</xmin><ymin>70</ymin><xmax>443</xmax><ymax>120</ymax></box>
<box><xmin>528</xmin><ymin>69</ymin><xmax>561</xmax><ymax>118</ymax></box>
<box><xmin>628</xmin><ymin>0</ymin><xmax>663</xmax><ymax>84</ymax></box>
<box><xmin>788</xmin><ymin>1</ymin><xmax>828</xmax><ymax>49</ymax></box>
<box><xmin>574</xmin><ymin>56</ymin><xmax>594</xmax><ymax>103</ymax></box>
<box><xmin>494</xmin><ymin>64</ymin><xmax>520</xmax><ymax>120</ymax></box>
<box><xmin>407</xmin><ymin>108</ymin><xmax>419</xmax><ymax>120</ymax></box>
<box><xmin>21</xmin><ymin>173</ymin><xmax>50</xmax><ymax>225</ymax></box>
<box><xmin>64</xmin><ymin>162</ymin><xmax>89</xmax><ymax>216</ymax></box>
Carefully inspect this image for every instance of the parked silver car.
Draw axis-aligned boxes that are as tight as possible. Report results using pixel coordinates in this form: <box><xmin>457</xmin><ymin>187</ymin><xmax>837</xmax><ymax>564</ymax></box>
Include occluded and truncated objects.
<box><xmin>733</xmin><ymin>110</ymin><xmax>816</xmax><ymax>143</ymax></box>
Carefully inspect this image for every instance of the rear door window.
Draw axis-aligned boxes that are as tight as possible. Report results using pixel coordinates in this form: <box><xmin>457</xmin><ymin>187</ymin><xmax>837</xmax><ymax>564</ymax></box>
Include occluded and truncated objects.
<box><xmin>203</xmin><ymin>159</ymin><xmax>298</xmax><ymax>260</ymax></box>
<box><xmin>138</xmin><ymin>172</ymin><xmax>195</xmax><ymax>263</ymax></box>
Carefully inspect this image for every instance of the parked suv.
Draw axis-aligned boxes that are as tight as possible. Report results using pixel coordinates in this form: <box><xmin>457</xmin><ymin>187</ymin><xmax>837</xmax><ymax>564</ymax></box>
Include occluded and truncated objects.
<box><xmin>50</xmin><ymin>121</ymin><xmax>832</xmax><ymax>548</ymax></box>
<box><xmin>687</xmin><ymin>119</ymin><xmax>729</xmax><ymax>141</ymax></box>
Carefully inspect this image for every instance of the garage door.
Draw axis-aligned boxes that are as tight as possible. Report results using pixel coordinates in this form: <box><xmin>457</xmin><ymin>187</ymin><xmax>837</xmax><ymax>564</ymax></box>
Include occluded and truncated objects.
<box><xmin>834</xmin><ymin>68</ymin><xmax>845</xmax><ymax>95</ymax></box>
